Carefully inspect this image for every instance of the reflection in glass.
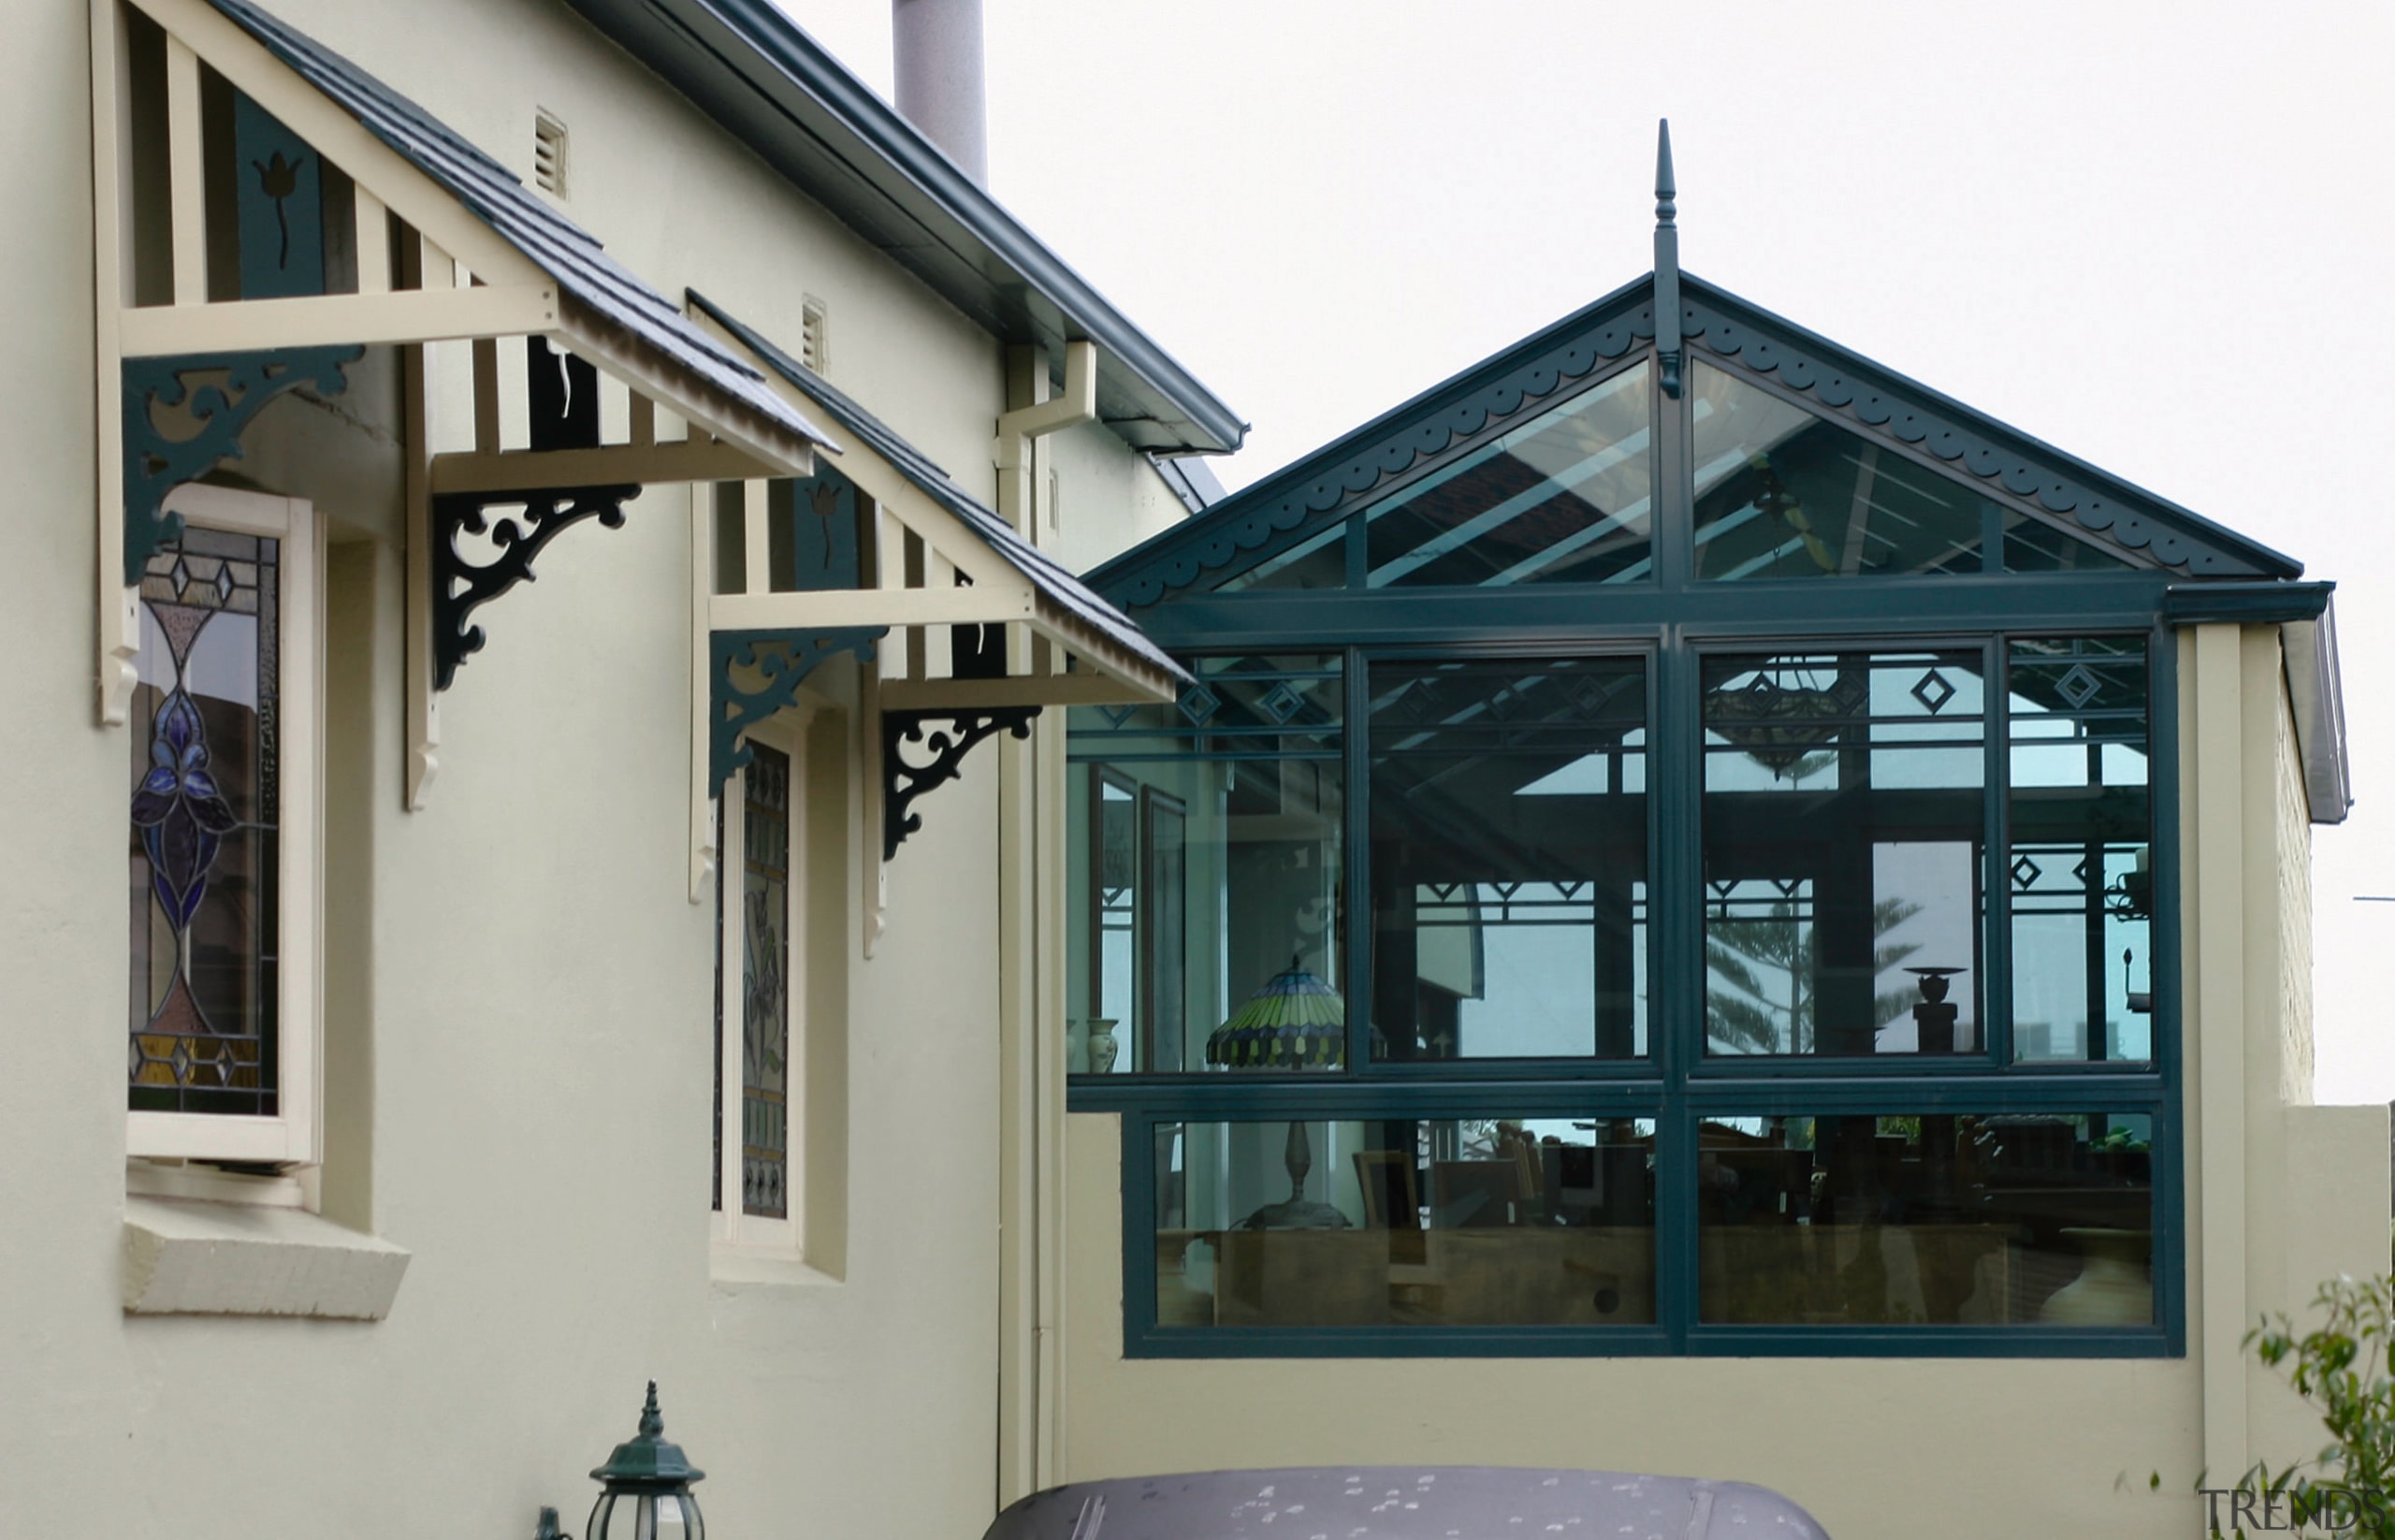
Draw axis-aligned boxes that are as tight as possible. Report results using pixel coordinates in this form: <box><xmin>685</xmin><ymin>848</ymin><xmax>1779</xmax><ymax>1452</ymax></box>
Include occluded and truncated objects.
<box><xmin>1157</xmin><ymin>1116</ymin><xmax>1657</xmax><ymax>1329</ymax></box>
<box><xmin>1069</xmin><ymin>657</ymin><xmax>1343</xmax><ymax>1073</ymax></box>
<box><xmin>1364</xmin><ymin>362</ymin><xmax>1651</xmax><ymax>588</ymax></box>
<box><xmin>128</xmin><ymin>528</ymin><xmax>280</xmax><ymax>1116</ymax></box>
<box><xmin>1370</xmin><ymin>658</ymin><xmax>1647</xmax><ymax>1061</ymax></box>
<box><xmin>1691</xmin><ymin>361</ymin><xmax>1989</xmax><ymax>579</ymax></box>
<box><xmin>2009</xmin><ymin>638</ymin><xmax>2152</xmax><ymax>1062</ymax></box>
<box><xmin>1697</xmin><ymin>1111</ymin><xmax>2155</xmax><ymax>1327</ymax></box>
<box><xmin>1221</xmin><ymin>522</ymin><xmax>1344</xmax><ymax>592</ymax></box>
<box><xmin>1703</xmin><ymin>652</ymin><xmax>1984</xmax><ymax>1055</ymax></box>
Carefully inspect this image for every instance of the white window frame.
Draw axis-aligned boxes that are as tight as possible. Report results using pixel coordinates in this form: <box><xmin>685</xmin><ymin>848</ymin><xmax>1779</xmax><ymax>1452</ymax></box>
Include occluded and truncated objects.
<box><xmin>125</xmin><ymin>483</ymin><xmax>323</xmax><ymax>1168</ymax></box>
<box><xmin>711</xmin><ymin>709</ymin><xmax>810</xmax><ymax>1258</ymax></box>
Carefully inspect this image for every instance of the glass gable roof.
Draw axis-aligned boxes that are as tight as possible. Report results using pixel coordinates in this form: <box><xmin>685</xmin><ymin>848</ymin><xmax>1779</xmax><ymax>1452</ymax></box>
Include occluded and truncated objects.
<box><xmin>1094</xmin><ymin>271</ymin><xmax>2301</xmax><ymax>615</ymax></box>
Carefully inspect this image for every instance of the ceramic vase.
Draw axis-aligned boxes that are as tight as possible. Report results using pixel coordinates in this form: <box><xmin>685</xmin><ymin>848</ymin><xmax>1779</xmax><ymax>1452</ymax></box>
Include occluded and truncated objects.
<box><xmin>2039</xmin><ymin>1227</ymin><xmax>2152</xmax><ymax>1325</ymax></box>
<box><xmin>1085</xmin><ymin>1018</ymin><xmax>1120</xmax><ymax>1075</ymax></box>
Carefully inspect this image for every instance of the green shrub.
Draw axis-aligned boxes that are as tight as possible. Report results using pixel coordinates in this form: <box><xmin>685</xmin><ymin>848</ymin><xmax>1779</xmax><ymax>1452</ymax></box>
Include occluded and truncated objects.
<box><xmin>2227</xmin><ymin>1274</ymin><xmax>2395</xmax><ymax>1536</ymax></box>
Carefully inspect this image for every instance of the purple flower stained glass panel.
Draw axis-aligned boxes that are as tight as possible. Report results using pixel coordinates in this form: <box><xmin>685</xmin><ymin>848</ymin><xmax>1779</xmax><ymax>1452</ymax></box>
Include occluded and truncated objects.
<box><xmin>128</xmin><ymin>529</ymin><xmax>280</xmax><ymax>1116</ymax></box>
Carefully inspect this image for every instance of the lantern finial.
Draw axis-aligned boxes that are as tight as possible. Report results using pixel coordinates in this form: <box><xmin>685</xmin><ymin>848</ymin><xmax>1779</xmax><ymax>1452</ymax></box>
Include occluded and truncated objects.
<box><xmin>638</xmin><ymin>1381</ymin><xmax>663</xmax><ymax>1439</ymax></box>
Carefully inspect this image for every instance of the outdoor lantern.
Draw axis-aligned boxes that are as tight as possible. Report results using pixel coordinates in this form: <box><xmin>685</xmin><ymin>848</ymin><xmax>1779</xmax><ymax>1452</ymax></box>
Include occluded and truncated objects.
<box><xmin>584</xmin><ymin>1382</ymin><xmax>706</xmax><ymax>1540</ymax></box>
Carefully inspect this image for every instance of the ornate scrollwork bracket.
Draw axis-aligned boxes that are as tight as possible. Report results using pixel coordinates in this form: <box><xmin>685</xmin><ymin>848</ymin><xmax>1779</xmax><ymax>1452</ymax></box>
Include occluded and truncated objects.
<box><xmin>710</xmin><ymin>628</ymin><xmax>885</xmax><ymax>793</ymax></box>
<box><xmin>431</xmin><ymin>485</ymin><xmax>641</xmax><ymax>690</ymax></box>
<box><xmin>882</xmin><ymin>706</ymin><xmax>1040</xmax><ymax>861</ymax></box>
<box><xmin>121</xmin><ymin>347</ymin><xmax>361</xmax><ymax>584</ymax></box>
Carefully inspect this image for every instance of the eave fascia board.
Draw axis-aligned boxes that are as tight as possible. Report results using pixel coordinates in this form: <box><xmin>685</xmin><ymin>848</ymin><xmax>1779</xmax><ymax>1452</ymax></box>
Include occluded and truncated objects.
<box><xmin>1680</xmin><ymin>274</ymin><xmax>2305</xmax><ymax>582</ymax></box>
<box><xmin>559</xmin><ymin>0</ymin><xmax>1244</xmax><ymax>456</ymax></box>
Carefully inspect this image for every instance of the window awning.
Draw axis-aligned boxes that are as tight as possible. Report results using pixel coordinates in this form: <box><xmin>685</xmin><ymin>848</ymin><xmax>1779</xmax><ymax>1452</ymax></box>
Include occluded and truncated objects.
<box><xmin>99</xmin><ymin>0</ymin><xmax>840</xmax><ymax>737</ymax></box>
<box><xmin>681</xmin><ymin>294</ymin><xmax>1191</xmax><ymax>896</ymax></box>
<box><xmin>689</xmin><ymin>291</ymin><xmax>1188</xmax><ymax>712</ymax></box>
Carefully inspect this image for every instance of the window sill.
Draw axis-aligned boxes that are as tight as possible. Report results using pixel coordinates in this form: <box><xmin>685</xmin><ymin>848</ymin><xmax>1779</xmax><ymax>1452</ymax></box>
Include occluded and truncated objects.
<box><xmin>708</xmin><ymin>1243</ymin><xmax>837</xmax><ymax>1290</ymax></box>
<box><xmin>121</xmin><ymin>1195</ymin><xmax>409</xmax><ymax>1320</ymax></box>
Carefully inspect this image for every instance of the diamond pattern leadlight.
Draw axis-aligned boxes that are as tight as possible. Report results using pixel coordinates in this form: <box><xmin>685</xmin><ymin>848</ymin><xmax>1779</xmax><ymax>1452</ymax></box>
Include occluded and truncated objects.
<box><xmin>1177</xmin><ymin>683</ymin><xmax>1222</xmax><ymax>726</ymax></box>
<box><xmin>2011</xmin><ymin>853</ymin><xmax>2044</xmax><ymax>891</ymax></box>
<box><xmin>2056</xmin><ymin>663</ymin><xmax>2103</xmax><ymax>708</ymax></box>
<box><xmin>1256</xmin><ymin>681</ymin><xmax>1307</xmax><ymax>724</ymax></box>
<box><xmin>128</xmin><ymin>530</ymin><xmax>280</xmax><ymax>1117</ymax></box>
<box><xmin>1911</xmin><ymin>668</ymin><xmax>1956</xmax><ymax>715</ymax></box>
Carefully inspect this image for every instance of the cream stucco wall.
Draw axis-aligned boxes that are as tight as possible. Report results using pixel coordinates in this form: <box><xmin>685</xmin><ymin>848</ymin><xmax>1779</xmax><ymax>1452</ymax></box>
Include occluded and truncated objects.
<box><xmin>1049</xmin><ymin>627</ymin><xmax>2387</xmax><ymax>1540</ymax></box>
<box><xmin>0</xmin><ymin>0</ymin><xmax>1193</xmax><ymax>1533</ymax></box>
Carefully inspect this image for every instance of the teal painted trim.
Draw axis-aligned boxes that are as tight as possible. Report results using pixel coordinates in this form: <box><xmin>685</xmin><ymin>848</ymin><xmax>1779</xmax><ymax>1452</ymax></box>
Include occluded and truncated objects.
<box><xmin>2162</xmin><ymin>580</ymin><xmax>2334</xmax><ymax>625</ymax></box>
<box><xmin>1129</xmin><ymin>576</ymin><xmax>2176</xmax><ymax>653</ymax></box>
<box><xmin>708</xmin><ymin>628</ymin><xmax>882</xmax><ymax>792</ymax></box>
<box><xmin>121</xmin><ymin>347</ymin><xmax>360</xmax><ymax>585</ymax></box>
<box><xmin>2146</xmin><ymin>625</ymin><xmax>2188</xmax><ymax>1355</ymax></box>
<box><xmin>232</xmin><ymin>90</ymin><xmax>324</xmax><ymax>300</ymax></box>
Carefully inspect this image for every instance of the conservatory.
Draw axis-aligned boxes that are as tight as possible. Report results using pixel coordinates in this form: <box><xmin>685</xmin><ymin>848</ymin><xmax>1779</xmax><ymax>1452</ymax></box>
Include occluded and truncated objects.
<box><xmin>1059</xmin><ymin>183</ymin><xmax>2349</xmax><ymax>1367</ymax></box>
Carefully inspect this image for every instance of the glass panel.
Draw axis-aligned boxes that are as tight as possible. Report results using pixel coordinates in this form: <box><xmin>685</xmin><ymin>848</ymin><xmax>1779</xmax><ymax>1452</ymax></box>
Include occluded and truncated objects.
<box><xmin>1220</xmin><ymin>522</ymin><xmax>1345</xmax><ymax>592</ymax></box>
<box><xmin>1698</xmin><ymin>1111</ymin><xmax>2156</xmax><ymax>1327</ymax></box>
<box><xmin>1703</xmin><ymin>652</ymin><xmax>1985</xmax><ymax>1056</ymax></box>
<box><xmin>1364</xmin><ymin>362</ymin><xmax>1651</xmax><ymax>588</ymax></box>
<box><xmin>129</xmin><ymin>528</ymin><xmax>280</xmax><ymax>1116</ymax></box>
<box><xmin>2000</xmin><ymin>510</ymin><xmax>2131</xmax><ymax>574</ymax></box>
<box><xmin>1159</xmin><ymin>1115</ymin><xmax>1657</xmax><ymax>1329</ymax></box>
<box><xmin>1692</xmin><ymin>360</ymin><xmax>1992</xmax><ymax>580</ymax></box>
<box><xmin>1369</xmin><ymin>658</ymin><xmax>1648</xmax><ymax>1061</ymax></box>
<box><xmin>2008</xmin><ymin>638</ymin><xmax>2153</xmax><ymax>1063</ymax></box>
<box><xmin>740</xmin><ymin>746</ymin><xmax>791</xmax><ymax>1218</ymax></box>
<box><xmin>1068</xmin><ymin>657</ymin><xmax>1344</xmax><ymax>1074</ymax></box>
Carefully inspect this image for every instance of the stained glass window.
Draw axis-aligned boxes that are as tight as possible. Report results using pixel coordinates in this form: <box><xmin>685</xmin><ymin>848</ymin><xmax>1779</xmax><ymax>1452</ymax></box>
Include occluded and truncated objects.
<box><xmin>740</xmin><ymin>745</ymin><xmax>791</xmax><ymax>1219</ymax></box>
<box><xmin>128</xmin><ymin>527</ymin><xmax>281</xmax><ymax>1116</ymax></box>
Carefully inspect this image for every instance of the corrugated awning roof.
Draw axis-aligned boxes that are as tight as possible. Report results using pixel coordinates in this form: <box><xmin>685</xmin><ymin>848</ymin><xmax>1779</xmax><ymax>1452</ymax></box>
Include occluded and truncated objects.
<box><xmin>689</xmin><ymin>291</ymin><xmax>1186</xmax><ymax>687</ymax></box>
<box><xmin>206</xmin><ymin>0</ymin><xmax>835</xmax><ymax>463</ymax></box>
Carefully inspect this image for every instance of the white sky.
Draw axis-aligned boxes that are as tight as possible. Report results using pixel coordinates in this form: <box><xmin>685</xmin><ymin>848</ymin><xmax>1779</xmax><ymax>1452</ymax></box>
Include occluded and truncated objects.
<box><xmin>780</xmin><ymin>0</ymin><xmax>2395</xmax><ymax>1105</ymax></box>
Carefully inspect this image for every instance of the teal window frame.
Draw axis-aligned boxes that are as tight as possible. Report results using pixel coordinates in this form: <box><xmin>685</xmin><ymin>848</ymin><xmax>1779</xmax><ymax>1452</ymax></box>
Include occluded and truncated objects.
<box><xmin>1071</xmin><ymin>344</ymin><xmax>2186</xmax><ymax>1359</ymax></box>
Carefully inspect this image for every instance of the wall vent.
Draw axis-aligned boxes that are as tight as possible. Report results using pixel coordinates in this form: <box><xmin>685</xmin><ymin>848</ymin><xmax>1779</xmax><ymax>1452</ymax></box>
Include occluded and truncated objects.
<box><xmin>533</xmin><ymin>110</ymin><xmax>568</xmax><ymax>196</ymax></box>
<box><xmin>801</xmin><ymin>297</ymin><xmax>828</xmax><ymax>375</ymax></box>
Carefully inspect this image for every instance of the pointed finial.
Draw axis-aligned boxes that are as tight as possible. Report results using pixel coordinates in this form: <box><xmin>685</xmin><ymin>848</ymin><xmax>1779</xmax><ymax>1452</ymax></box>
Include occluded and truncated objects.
<box><xmin>638</xmin><ymin>1380</ymin><xmax>663</xmax><ymax>1438</ymax></box>
<box><xmin>1651</xmin><ymin>119</ymin><xmax>1684</xmax><ymax>399</ymax></box>
<box><xmin>1655</xmin><ymin>119</ymin><xmax>1676</xmax><ymax>229</ymax></box>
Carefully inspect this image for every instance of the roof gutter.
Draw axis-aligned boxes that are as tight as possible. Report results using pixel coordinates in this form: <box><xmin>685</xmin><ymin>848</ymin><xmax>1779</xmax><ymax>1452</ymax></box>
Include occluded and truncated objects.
<box><xmin>2165</xmin><ymin>581</ymin><xmax>2351</xmax><ymax>824</ymax></box>
<box><xmin>560</xmin><ymin>0</ymin><xmax>1245</xmax><ymax>455</ymax></box>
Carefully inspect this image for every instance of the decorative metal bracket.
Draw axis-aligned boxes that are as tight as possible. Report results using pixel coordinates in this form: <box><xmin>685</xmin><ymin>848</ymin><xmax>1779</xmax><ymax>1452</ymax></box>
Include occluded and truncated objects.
<box><xmin>710</xmin><ymin>628</ymin><xmax>884</xmax><ymax>792</ymax></box>
<box><xmin>882</xmin><ymin>706</ymin><xmax>1039</xmax><ymax>861</ymax></box>
<box><xmin>122</xmin><ymin>347</ymin><xmax>360</xmax><ymax>583</ymax></box>
<box><xmin>430</xmin><ymin>485</ymin><xmax>641</xmax><ymax>690</ymax></box>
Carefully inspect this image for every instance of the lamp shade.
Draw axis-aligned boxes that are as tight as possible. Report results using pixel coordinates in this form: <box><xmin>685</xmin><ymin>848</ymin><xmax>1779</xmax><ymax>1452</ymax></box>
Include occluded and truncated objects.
<box><xmin>588</xmin><ymin>1383</ymin><xmax>705</xmax><ymax>1540</ymax></box>
<box><xmin>1205</xmin><ymin>955</ymin><xmax>1344</xmax><ymax>1070</ymax></box>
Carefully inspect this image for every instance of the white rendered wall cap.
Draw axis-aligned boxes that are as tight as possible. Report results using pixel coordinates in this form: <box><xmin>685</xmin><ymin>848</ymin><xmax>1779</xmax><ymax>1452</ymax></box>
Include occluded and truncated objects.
<box><xmin>123</xmin><ymin>1196</ymin><xmax>410</xmax><ymax>1319</ymax></box>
